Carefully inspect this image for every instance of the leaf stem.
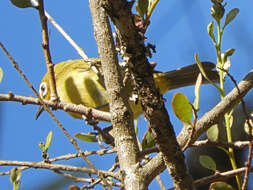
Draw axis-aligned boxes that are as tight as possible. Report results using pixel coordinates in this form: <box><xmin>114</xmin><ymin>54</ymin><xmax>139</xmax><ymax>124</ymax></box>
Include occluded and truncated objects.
<box><xmin>215</xmin><ymin>18</ymin><xmax>242</xmax><ymax>190</ymax></box>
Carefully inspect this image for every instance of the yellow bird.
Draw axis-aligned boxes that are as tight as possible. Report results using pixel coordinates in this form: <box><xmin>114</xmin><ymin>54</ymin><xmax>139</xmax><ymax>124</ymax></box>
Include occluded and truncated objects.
<box><xmin>36</xmin><ymin>59</ymin><xmax>218</xmax><ymax>120</ymax></box>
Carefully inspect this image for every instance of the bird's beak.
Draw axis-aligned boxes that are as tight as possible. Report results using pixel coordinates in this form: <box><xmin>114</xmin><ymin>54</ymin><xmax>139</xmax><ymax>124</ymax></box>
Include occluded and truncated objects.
<box><xmin>35</xmin><ymin>105</ymin><xmax>44</xmax><ymax>120</ymax></box>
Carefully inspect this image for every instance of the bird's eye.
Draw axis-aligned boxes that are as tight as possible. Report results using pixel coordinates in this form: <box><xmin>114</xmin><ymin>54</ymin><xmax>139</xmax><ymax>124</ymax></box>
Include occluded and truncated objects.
<box><xmin>39</xmin><ymin>82</ymin><xmax>48</xmax><ymax>98</ymax></box>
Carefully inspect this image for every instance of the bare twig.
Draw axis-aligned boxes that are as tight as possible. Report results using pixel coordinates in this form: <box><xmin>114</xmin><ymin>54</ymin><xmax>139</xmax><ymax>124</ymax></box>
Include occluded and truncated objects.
<box><xmin>242</xmin><ymin>141</ymin><xmax>253</xmax><ymax>190</ymax></box>
<box><xmin>0</xmin><ymin>93</ymin><xmax>111</xmax><ymax>121</ymax></box>
<box><xmin>37</xmin><ymin>0</ymin><xmax>58</xmax><ymax>102</ymax></box>
<box><xmin>55</xmin><ymin>170</ymin><xmax>122</xmax><ymax>188</ymax></box>
<box><xmin>30</xmin><ymin>0</ymin><xmax>102</xmax><ymax>77</ymax></box>
<box><xmin>0</xmin><ymin>42</ymin><xmax>107</xmax><ymax>185</ymax></box>
<box><xmin>0</xmin><ymin>149</ymin><xmax>116</xmax><ymax>178</ymax></box>
<box><xmin>29</xmin><ymin>0</ymin><xmax>88</xmax><ymax>59</ymax></box>
<box><xmin>142</xmin><ymin>69</ymin><xmax>253</xmax><ymax>185</ymax></box>
<box><xmin>155</xmin><ymin>175</ymin><xmax>166</xmax><ymax>190</ymax></box>
<box><xmin>49</xmin><ymin>149</ymin><xmax>116</xmax><ymax>162</ymax></box>
<box><xmin>191</xmin><ymin>139</ymin><xmax>251</xmax><ymax>149</ymax></box>
<box><xmin>168</xmin><ymin>165</ymin><xmax>253</xmax><ymax>190</ymax></box>
<box><xmin>54</xmin><ymin>170</ymin><xmax>95</xmax><ymax>183</ymax></box>
<box><xmin>0</xmin><ymin>160</ymin><xmax>117</xmax><ymax>179</ymax></box>
<box><xmin>219</xmin><ymin>68</ymin><xmax>253</xmax><ymax>189</ymax></box>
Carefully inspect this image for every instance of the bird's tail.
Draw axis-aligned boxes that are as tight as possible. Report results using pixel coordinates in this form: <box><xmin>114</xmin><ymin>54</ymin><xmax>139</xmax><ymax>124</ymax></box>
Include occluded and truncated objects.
<box><xmin>154</xmin><ymin>62</ymin><xmax>219</xmax><ymax>94</ymax></box>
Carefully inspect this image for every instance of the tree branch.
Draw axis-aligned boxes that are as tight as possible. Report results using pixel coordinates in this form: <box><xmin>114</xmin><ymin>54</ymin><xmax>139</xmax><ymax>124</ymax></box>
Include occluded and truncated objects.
<box><xmin>143</xmin><ymin>69</ymin><xmax>253</xmax><ymax>184</ymax></box>
<box><xmin>0</xmin><ymin>160</ymin><xmax>117</xmax><ymax>179</ymax></box>
<box><xmin>0</xmin><ymin>93</ymin><xmax>111</xmax><ymax>121</ymax></box>
<box><xmin>37</xmin><ymin>0</ymin><xmax>58</xmax><ymax>102</ymax></box>
<box><xmin>89</xmin><ymin>1</ymin><xmax>141</xmax><ymax>189</ymax></box>
<box><xmin>102</xmin><ymin>0</ymin><xmax>194</xmax><ymax>189</ymax></box>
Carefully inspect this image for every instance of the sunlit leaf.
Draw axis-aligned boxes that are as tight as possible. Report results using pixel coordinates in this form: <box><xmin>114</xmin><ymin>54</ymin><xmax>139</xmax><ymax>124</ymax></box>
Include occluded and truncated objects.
<box><xmin>199</xmin><ymin>155</ymin><xmax>216</xmax><ymax>172</ymax></box>
<box><xmin>172</xmin><ymin>92</ymin><xmax>192</xmax><ymax>125</ymax></box>
<box><xmin>134</xmin><ymin>119</ymin><xmax>138</xmax><ymax>135</ymax></box>
<box><xmin>10</xmin><ymin>0</ymin><xmax>34</xmax><ymax>8</ymax></box>
<box><xmin>244</xmin><ymin>113</ymin><xmax>253</xmax><ymax>136</ymax></box>
<box><xmin>136</xmin><ymin>0</ymin><xmax>149</xmax><ymax>18</ymax></box>
<box><xmin>75</xmin><ymin>133</ymin><xmax>98</xmax><ymax>143</ymax></box>
<box><xmin>193</xmin><ymin>73</ymin><xmax>202</xmax><ymax>110</ymax></box>
<box><xmin>39</xmin><ymin>142</ymin><xmax>45</xmax><ymax>152</ymax></box>
<box><xmin>207</xmin><ymin>21</ymin><xmax>214</xmax><ymax>38</ymax></box>
<box><xmin>207</xmin><ymin>124</ymin><xmax>219</xmax><ymax>141</ymax></box>
<box><xmin>69</xmin><ymin>185</ymin><xmax>80</xmax><ymax>190</ymax></box>
<box><xmin>224</xmin><ymin>8</ymin><xmax>239</xmax><ymax>29</ymax></box>
<box><xmin>10</xmin><ymin>168</ymin><xmax>21</xmax><ymax>184</ymax></box>
<box><xmin>44</xmin><ymin>131</ymin><xmax>53</xmax><ymax>152</ymax></box>
<box><xmin>209</xmin><ymin>181</ymin><xmax>235</xmax><ymax>190</ymax></box>
<box><xmin>142</xmin><ymin>129</ymin><xmax>155</xmax><ymax>150</ymax></box>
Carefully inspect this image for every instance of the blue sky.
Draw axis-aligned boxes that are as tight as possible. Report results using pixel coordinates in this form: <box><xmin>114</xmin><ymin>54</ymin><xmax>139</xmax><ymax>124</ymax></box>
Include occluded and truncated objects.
<box><xmin>0</xmin><ymin>0</ymin><xmax>253</xmax><ymax>189</ymax></box>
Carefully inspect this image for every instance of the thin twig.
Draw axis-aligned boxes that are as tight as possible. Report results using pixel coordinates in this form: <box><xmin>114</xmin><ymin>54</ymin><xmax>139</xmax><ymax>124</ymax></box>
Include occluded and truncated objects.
<box><xmin>155</xmin><ymin>175</ymin><xmax>166</xmax><ymax>190</ymax></box>
<box><xmin>54</xmin><ymin>170</ymin><xmax>95</xmax><ymax>182</ymax></box>
<box><xmin>37</xmin><ymin>0</ymin><xmax>58</xmax><ymax>102</ymax></box>
<box><xmin>0</xmin><ymin>149</ymin><xmax>116</xmax><ymax>177</ymax></box>
<box><xmin>0</xmin><ymin>160</ymin><xmax>117</xmax><ymax>179</ymax></box>
<box><xmin>0</xmin><ymin>93</ymin><xmax>111</xmax><ymax>121</ymax></box>
<box><xmin>30</xmin><ymin>0</ymin><xmax>102</xmax><ymax>76</ymax></box>
<box><xmin>55</xmin><ymin>170</ymin><xmax>121</xmax><ymax>187</ymax></box>
<box><xmin>219</xmin><ymin>68</ymin><xmax>253</xmax><ymax>189</ymax></box>
<box><xmin>191</xmin><ymin>139</ymin><xmax>250</xmax><ymax>149</ymax></box>
<box><xmin>49</xmin><ymin>149</ymin><xmax>116</xmax><ymax>162</ymax></box>
<box><xmin>0</xmin><ymin>166</ymin><xmax>29</xmax><ymax>176</ymax></box>
<box><xmin>242</xmin><ymin>141</ymin><xmax>253</xmax><ymax>190</ymax></box>
<box><xmin>168</xmin><ymin>165</ymin><xmax>253</xmax><ymax>190</ymax></box>
<box><xmin>0</xmin><ymin>42</ymin><xmax>108</xmax><ymax>186</ymax></box>
<box><xmin>81</xmin><ymin>163</ymin><xmax>120</xmax><ymax>190</ymax></box>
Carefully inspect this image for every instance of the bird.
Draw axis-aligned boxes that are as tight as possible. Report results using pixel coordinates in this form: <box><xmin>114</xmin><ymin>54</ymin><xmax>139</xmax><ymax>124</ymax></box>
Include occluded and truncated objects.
<box><xmin>36</xmin><ymin>58</ymin><xmax>218</xmax><ymax>120</ymax></box>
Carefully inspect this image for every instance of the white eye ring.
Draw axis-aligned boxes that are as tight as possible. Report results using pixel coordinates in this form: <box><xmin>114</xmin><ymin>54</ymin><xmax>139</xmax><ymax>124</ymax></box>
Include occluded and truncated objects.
<box><xmin>39</xmin><ymin>82</ymin><xmax>48</xmax><ymax>98</ymax></box>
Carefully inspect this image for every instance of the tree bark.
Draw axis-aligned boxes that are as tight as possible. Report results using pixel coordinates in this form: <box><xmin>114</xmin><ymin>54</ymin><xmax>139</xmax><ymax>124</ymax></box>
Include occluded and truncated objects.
<box><xmin>89</xmin><ymin>1</ymin><xmax>146</xmax><ymax>189</ymax></box>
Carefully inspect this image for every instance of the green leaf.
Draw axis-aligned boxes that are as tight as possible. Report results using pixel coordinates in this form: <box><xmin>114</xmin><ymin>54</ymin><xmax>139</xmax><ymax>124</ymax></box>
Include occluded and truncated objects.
<box><xmin>244</xmin><ymin>113</ymin><xmax>253</xmax><ymax>136</ymax></box>
<box><xmin>10</xmin><ymin>0</ymin><xmax>34</xmax><ymax>8</ymax></box>
<box><xmin>0</xmin><ymin>67</ymin><xmax>3</xmax><ymax>84</ymax></box>
<box><xmin>207</xmin><ymin>21</ymin><xmax>216</xmax><ymax>45</ymax></box>
<box><xmin>207</xmin><ymin>21</ymin><xmax>214</xmax><ymax>37</ymax></box>
<box><xmin>211</xmin><ymin>2</ymin><xmax>225</xmax><ymax>22</ymax></box>
<box><xmin>44</xmin><ymin>131</ymin><xmax>53</xmax><ymax>152</ymax></box>
<box><xmin>10</xmin><ymin>168</ymin><xmax>21</xmax><ymax>183</ymax></box>
<box><xmin>75</xmin><ymin>133</ymin><xmax>98</xmax><ymax>143</ymax></box>
<box><xmin>207</xmin><ymin>124</ymin><xmax>219</xmax><ymax>141</ymax></box>
<box><xmin>193</xmin><ymin>73</ymin><xmax>202</xmax><ymax>111</ymax></box>
<box><xmin>224</xmin><ymin>48</ymin><xmax>235</xmax><ymax>57</ymax></box>
<box><xmin>142</xmin><ymin>129</ymin><xmax>155</xmax><ymax>150</ymax></box>
<box><xmin>224</xmin><ymin>8</ymin><xmax>239</xmax><ymax>29</ymax></box>
<box><xmin>69</xmin><ymin>186</ymin><xmax>80</xmax><ymax>190</ymax></box>
<box><xmin>39</xmin><ymin>142</ymin><xmax>45</xmax><ymax>152</ymax></box>
<box><xmin>172</xmin><ymin>92</ymin><xmax>192</xmax><ymax>125</ymax></box>
<box><xmin>209</xmin><ymin>181</ymin><xmax>235</xmax><ymax>190</ymax></box>
<box><xmin>195</xmin><ymin>53</ymin><xmax>221</xmax><ymax>92</ymax></box>
<box><xmin>199</xmin><ymin>155</ymin><xmax>216</xmax><ymax>172</ymax></box>
<box><xmin>136</xmin><ymin>0</ymin><xmax>149</xmax><ymax>18</ymax></box>
<box><xmin>134</xmin><ymin>119</ymin><xmax>138</xmax><ymax>135</ymax></box>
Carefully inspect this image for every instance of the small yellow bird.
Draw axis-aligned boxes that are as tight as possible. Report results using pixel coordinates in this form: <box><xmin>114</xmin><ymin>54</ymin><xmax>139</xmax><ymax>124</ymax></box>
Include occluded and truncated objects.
<box><xmin>36</xmin><ymin>59</ymin><xmax>218</xmax><ymax>120</ymax></box>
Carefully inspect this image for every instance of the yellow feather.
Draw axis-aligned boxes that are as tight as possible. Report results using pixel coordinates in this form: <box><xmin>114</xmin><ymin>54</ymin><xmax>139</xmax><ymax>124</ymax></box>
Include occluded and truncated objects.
<box><xmin>39</xmin><ymin>59</ymin><xmax>218</xmax><ymax>119</ymax></box>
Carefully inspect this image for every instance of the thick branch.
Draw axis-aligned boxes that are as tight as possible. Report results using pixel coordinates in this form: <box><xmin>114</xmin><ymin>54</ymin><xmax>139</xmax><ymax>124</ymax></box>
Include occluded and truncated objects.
<box><xmin>167</xmin><ymin>166</ymin><xmax>253</xmax><ymax>189</ymax></box>
<box><xmin>103</xmin><ymin>0</ymin><xmax>193</xmax><ymax>189</ymax></box>
<box><xmin>89</xmin><ymin>1</ymin><xmax>141</xmax><ymax>189</ymax></box>
<box><xmin>179</xmin><ymin>69</ymin><xmax>253</xmax><ymax>147</ymax></box>
<box><xmin>143</xmin><ymin>69</ymin><xmax>253</xmax><ymax>184</ymax></box>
